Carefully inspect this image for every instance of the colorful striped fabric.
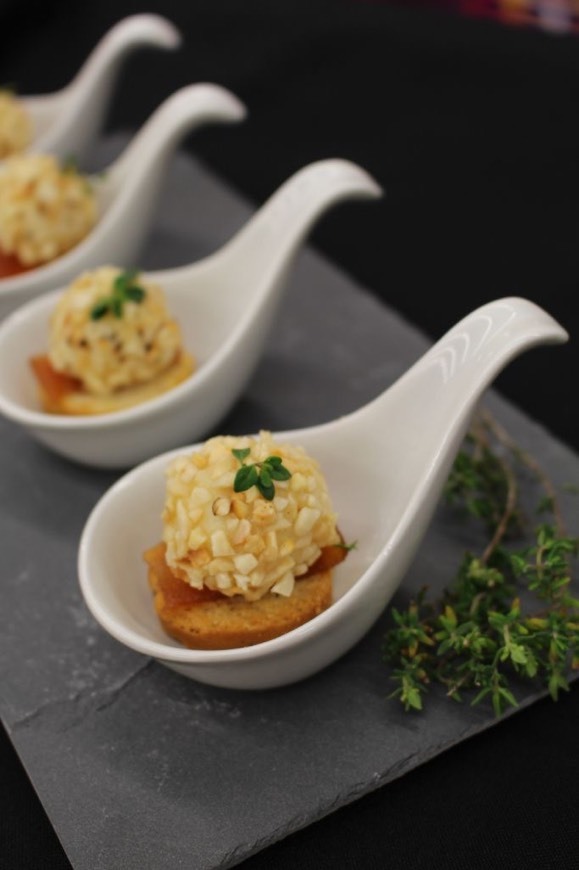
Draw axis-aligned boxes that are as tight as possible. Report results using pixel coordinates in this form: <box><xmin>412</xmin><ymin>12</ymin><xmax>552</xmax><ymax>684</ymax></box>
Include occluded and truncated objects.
<box><xmin>359</xmin><ymin>1</ymin><xmax>579</xmax><ymax>33</ymax></box>
<box><xmin>461</xmin><ymin>0</ymin><xmax>579</xmax><ymax>32</ymax></box>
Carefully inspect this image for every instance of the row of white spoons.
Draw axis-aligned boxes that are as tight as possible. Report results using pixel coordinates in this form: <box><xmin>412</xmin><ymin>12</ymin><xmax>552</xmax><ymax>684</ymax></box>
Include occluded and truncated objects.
<box><xmin>78</xmin><ymin>297</ymin><xmax>567</xmax><ymax>688</ymax></box>
<box><xmin>0</xmin><ymin>16</ymin><xmax>568</xmax><ymax>688</ymax></box>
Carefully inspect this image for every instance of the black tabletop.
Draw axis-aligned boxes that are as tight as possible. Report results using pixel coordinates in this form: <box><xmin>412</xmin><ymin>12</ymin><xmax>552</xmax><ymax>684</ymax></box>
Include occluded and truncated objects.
<box><xmin>1</xmin><ymin>2</ymin><xmax>579</xmax><ymax>868</ymax></box>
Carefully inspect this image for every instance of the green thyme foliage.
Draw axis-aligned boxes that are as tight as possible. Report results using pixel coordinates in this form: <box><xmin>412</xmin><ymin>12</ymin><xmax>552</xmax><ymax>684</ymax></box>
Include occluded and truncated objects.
<box><xmin>336</xmin><ymin>540</ymin><xmax>358</xmax><ymax>552</ymax></box>
<box><xmin>90</xmin><ymin>269</ymin><xmax>146</xmax><ymax>320</ymax></box>
<box><xmin>385</xmin><ymin>415</ymin><xmax>579</xmax><ymax>717</ymax></box>
<box><xmin>61</xmin><ymin>155</ymin><xmax>80</xmax><ymax>175</ymax></box>
<box><xmin>444</xmin><ymin>434</ymin><xmax>522</xmax><ymax>537</ymax></box>
<box><xmin>232</xmin><ymin>448</ymin><xmax>291</xmax><ymax>501</ymax></box>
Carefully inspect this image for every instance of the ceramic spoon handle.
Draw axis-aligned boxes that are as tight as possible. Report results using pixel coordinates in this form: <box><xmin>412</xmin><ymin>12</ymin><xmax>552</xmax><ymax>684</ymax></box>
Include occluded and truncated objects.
<box><xmin>356</xmin><ymin>297</ymin><xmax>567</xmax><ymax>496</ymax></box>
<box><xmin>93</xmin><ymin>84</ymin><xmax>245</xmax><ymax>265</ymax></box>
<box><xmin>28</xmin><ymin>15</ymin><xmax>181</xmax><ymax>159</ymax></box>
<box><xmin>219</xmin><ymin>159</ymin><xmax>382</xmax><ymax>290</ymax></box>
<box><xmin>389</xmin><ymin>296</ymin><xmax>565</xmax><ymax>423</ymax></box>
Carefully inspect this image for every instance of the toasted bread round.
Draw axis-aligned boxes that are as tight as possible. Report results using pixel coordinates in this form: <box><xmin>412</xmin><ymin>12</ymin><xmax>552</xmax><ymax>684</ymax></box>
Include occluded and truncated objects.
<box><xmin>147</xmin><ymin>562</ymin><xmax>333</xmax><ymax>650</ymax></box>
<box><xmin>37</xmin><ymin>351</ymin><xmax>194</xmax><ymax>415</ymax></box>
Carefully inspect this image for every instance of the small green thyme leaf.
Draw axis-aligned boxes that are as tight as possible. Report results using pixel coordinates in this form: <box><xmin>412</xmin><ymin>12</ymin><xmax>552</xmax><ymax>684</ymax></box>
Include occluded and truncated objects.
<box><xmin>231</xmin><ymin>448</ymin><xmax>292</xmax><ymax>500</ymax></box>
<box><xmin>257</xmin><ymin>465</ymin><xmax>275</xmax><ymax>500</ymax></box>
<box><xmin>113</xmin><ymin>269</ymin><xmax>138</xmax><ymax>292</ymax></box>
<box><xmin>257</xmin><ymin>478</ymin><xmax>275</xmax><ymax>501</ymax></box>
<box><xmin>270</xmin><ymin>465</ymin><xmax>291</xmax><ymax>482</ymax></box>
<box><xmin>90</xmin><ymin>269</ymin><xmax>147</xmax><ymax>321</ymax></box>
<box><xmin>234</xmin><ymin>465</ymin><xmax>258</xmax><ymax>493</ymax></box>
<box><xmin>336</xmin><ymin>540</ymin><xmax>358</xmax><ymax>552</ymax></box>
<box><xmin>537</xmin><ymin>495</ymin><xmax>555</xmax><ymax>515</ymax></box>
<box><xmin>61</xmin><ymin>155</ymin><xmax>79</xmax><ymax>175</ymax></box>
<box><xmin>124</xmin><ymin>285</ymin><xmax>146</xmax><ymax>303</ymax></box>
<box><xmin>260</xmin><ymin>466</ymin><xmax>272</xmax><ymax>488</ymax></box>
<box><xmin>90</xmin><ymin>301</ymin><xmax>109</xmax><ymax>321</ymax></box>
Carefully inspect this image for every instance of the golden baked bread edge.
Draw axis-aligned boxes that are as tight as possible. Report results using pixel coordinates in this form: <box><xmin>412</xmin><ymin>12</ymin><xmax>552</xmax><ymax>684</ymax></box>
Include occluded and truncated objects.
<box><xmin>148</xmin><ymin>564</ymin><xmax>333</xmax><ymax>650</ymax></box>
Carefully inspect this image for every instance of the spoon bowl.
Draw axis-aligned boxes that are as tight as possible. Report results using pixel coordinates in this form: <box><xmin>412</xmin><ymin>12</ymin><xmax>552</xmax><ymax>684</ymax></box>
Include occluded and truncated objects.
<box><xmin>19</xmin><ymin>14</ymin><xmax>181</xmax><ymax>160</ymax></box>
<box><xmin>0</xmin><ymin>159</ymin><xmax>381</xmax><ymax>466</ymax></box>
<box><xmin>77</xmin><ymin>297</ymin><xmax>568</xmax><ymax>689</ymax></box>
<box><xmin>0</xmin><ymin>82</ymin><xmax>246</xmax><ymax>320</ymax></box>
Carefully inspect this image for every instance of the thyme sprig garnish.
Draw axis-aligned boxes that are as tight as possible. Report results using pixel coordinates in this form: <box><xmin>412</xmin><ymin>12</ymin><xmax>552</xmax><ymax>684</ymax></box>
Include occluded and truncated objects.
<box><xmin>61</xmin><ymin>155</ymin><xmax>80</xmax><ymax>175</ymax></box>
<box><xmin>336</xmin><ymin>540</ymin><xmax>358</xmax><ymax>552</ymax></box>
<box><xmin>90</xmin><ymin>269</ymin><xmax>146</xmax><ymax>320</ymax></box>
<box><xmin>232</xmin><ymin>448</ymin><xmax>291</xmax><ymax>501</ymax></box>
<box><xmin>385</xmin><ymin>411</ymin><xmax>579</xmax><ymax>717</ymax></box>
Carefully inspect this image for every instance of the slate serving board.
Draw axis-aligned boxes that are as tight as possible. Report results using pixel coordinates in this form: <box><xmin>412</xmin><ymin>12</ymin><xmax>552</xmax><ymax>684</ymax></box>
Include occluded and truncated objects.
<box><xmin>1</xmin><ymin>141</ymin><xmax>577</xmax><ymax>870</ymax></box>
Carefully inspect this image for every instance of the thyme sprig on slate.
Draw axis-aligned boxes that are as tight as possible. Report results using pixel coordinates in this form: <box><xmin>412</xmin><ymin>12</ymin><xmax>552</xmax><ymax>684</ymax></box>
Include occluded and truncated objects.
<box><xmin>90</xmin><ymin>269</ymin><xmax>146</xmax><ymax>320</ymax></box>
<box><xmin>232</xmin><ymin>448</ymin><xmax>291</xmax><ymax>501</ymax></box>
<box><xmin>384</xmin><ymin>410</ymin><xmax>579</xmax><ymax>717</ymax></box>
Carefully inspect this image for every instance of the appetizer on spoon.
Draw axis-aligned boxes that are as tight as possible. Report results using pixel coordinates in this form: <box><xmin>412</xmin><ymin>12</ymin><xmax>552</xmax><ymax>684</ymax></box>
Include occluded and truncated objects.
<box><xmin>0</xmin><ymin>83</ymin><xmax>246</xmax><ymax>319</ymax></box>
<box><xmin>0</xmin><ymin>159</ymin><xmax>381</xmax><ymax>466</ymax></box>
<box><xmin>0</xmin><ymin>14</ymin><xmax>181</xmax><ymax>161</ymax></box>
<box><xmin>0</xmin><ymin>153</ymin><xmax>98</xmax><ymax>280</ymax></box>
<box><xmin>144</xmin><ymin>429</ymin><xmax>347</xmax><ymax>650</ymax></box>
<box><xmin>30</xmin><ymin>265</ymin><xmax>196</xmax><ymax>415</ymax></box>
<box><xmin>78</xmin><ymin>297</ymin><xmax>568</xmax><ymax>689</ymax></box>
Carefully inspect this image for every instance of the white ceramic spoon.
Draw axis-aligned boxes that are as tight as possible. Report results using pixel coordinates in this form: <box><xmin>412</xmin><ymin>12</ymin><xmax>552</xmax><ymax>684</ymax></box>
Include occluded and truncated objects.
<box><xmin>77</xmin><ymin>297</ymin><xmax>567</xmax><ymax>690</ymax></box>
<box><xmin>19</xmin><ymin>14</ymin><xmax>181</xmax><ymax>160</ymax></box>
<box><xmin>0</xmin><ymin>159</ymin><xmax>381</xmax><ymax>466</ymax></box>
<box><xmin>0</xmin><ymin>83</ymin><xmax>246</xmax><ymax>320</ymax></box>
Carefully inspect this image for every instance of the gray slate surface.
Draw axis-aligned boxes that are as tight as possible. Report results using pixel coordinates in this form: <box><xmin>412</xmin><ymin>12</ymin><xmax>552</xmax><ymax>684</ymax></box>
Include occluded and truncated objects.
<box><xmin>1</xmin><ymin>141</ymin><xmax>577</xmax><ymax>870</ymax></box>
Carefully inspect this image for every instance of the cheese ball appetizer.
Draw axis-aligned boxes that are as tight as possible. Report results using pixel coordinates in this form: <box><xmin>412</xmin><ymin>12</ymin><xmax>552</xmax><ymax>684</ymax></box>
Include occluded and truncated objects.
<box><xmin>30</xmin><ymin>266</ymin><xmax>195</xmax><ymax>414</ymax></box>
<box><xmin>0</xmin><ymin>90</ymin><xmax>32</xmax><ymax>159</ymax></box>
<box><xmin>145</xmin><ymin>431</ymin><xmax>348</xmax><ymax>649</ymax></box>
<box><xmin>0</xmin><ymin>153</ymin><xmax>96</xmax><ymax>276</ymax></box>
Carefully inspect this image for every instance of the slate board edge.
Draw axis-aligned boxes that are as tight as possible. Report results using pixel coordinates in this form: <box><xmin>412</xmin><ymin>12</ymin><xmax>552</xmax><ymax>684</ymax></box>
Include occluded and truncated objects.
<box><xmin>1</xmin><ymin>142</ymin><xmax>576</xmax><ymax>870</ymax></box>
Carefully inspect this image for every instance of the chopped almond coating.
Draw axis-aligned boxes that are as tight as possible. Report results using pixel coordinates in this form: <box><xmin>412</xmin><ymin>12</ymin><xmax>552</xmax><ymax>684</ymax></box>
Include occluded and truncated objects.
<box><xmin>0</xmin><ymin>92</ymin><xmax>32</xmax><ymax>158</ymax></box>
<box><xmin>48</xmin><ymin>267</ymin><xmax>186</xmax><ymax>395</ymax></box>
<box><xmin>163</xmin><ymin>431</ymin><xmax>339</xmax><ymax>601</ymax></box>
<box><xmin>0</xmin><ymin>154</ymin><xmax>96</xmax><ymax>265</ymax></box>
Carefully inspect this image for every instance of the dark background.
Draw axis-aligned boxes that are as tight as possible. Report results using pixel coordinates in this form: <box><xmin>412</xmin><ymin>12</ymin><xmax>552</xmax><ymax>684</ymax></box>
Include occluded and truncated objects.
<box><xmin>1</xmin><ymin>1</ymin><xmax>579</xmax><ymax>867</ymax></box>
